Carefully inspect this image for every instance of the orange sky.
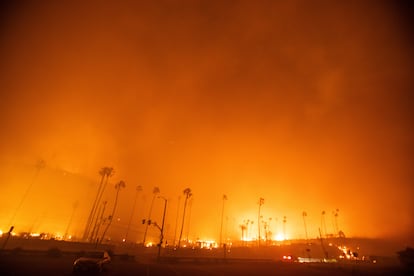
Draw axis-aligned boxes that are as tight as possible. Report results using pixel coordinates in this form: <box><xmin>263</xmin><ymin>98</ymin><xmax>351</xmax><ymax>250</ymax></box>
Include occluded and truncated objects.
<box><xmin>0</xmin><ymin>1</ymin><xmax>413</xmax><ymax>245</ymax></box>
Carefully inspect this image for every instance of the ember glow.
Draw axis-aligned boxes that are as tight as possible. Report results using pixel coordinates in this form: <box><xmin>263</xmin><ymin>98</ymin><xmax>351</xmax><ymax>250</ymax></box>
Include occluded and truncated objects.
<box><xmin>0</xmin><ymin>1</ymin><xmax>413</xmax><ymax>247</ymax></box>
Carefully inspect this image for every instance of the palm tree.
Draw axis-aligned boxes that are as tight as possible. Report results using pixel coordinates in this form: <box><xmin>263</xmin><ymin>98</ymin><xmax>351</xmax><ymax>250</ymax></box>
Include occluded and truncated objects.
<box><xmin>321</xmin><ymin>211</ymin><xmax>327</xmax><ymax>238</ymax></box>
<box><xmin>302</xmin><ymin>211</ymin><xmax>308</xmax><ymax>241</ymax></box>
<box><xmin>90</xmin><ymin>200</ymin><xmax>107</xmax><ymax>242</ymax></box>
<box><xmin>283</xmin><ymin>216</ymin><xmax>287</xmax><ymax>240</ymax></box>
<box><xmin>185</xmin><ymin>197</ymin><xmax>194</xmax><ymax>242</ymax></box>
<box><xmin>220</xmin><ymin>194</ymin><xmax>228</xmax><ymax>247</ymax></box>
<box><xmin>143</xmin><ymin>186</ymin><xmax>160</xmax><ymax>244</ymax></box>
<box><xmin>178</xmin><ymin>188</ymin><xmax>192</xmax><ymax>247</ymax></box>
<box><xmin>84</xmin><ymin>168</ymin><xmax>106</xmax><ymax>239</ymax></box>
<box><xmin>84</xmin><ymin>167</ymin><xmax>114</xmax><ymax>241</ymax></box>
<box><xmin>240</xmin><ymin>224</ymin><xmax>247</xmax><ymax>241</ymax></box>
<box><xmin>125</xmin><ymin>185</ymin><xmax>142</xmax><ymax>242</ymax></box>
<box><xmin>258</xmin><ymin>197</ymin><xmax>264</xmax><ymax>247</ymax></box>
<box><xmin>99</xmin><ymin>180</ymin><xmax>126</xmax><ymax>244</ymax></box>
<box><xmin>173</xmin><ymin>196</ymin><xmax>181</xmax><ymax>247</ymax></box>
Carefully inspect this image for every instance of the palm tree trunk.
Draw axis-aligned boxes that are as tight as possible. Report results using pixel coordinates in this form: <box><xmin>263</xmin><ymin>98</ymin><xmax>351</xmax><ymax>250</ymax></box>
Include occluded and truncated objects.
<box><xmin>83</xmin><ymin>173</ymin><xmax>105</xmax><ymax>240</ymax></box>
<box><xmin>91</xmin><ymin>201</ymin><xmax>107</xmax><ymax>242</ymax></box>
<box><xmin>173</xmin><ymin>196</ymin><xmax>181</xmax><ymax>247</ymax></box>
<box><xmin>178</xmin><ymin>196</ymin><xmax>188</xmax><ymax>247</ymax></box>
<box><xmin>220</xmin><ymin>198</ymin><xmax>225</xmax><ymax>246</ymax></box>
<box><xmin>99</xmin><ymin>186</ymin><xmax>121</xmax><ymax>245</ymax></box>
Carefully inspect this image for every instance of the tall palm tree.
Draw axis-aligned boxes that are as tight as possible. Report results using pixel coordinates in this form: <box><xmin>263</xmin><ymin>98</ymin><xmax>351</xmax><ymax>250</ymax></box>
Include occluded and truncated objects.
<box><xmin>84</xmin><ymin>167</ymin><xmax>114</xmax><ymax>241</ymax></box>
<box><xmin>125</xmin><ymin>185</ymin><xmax>142</xmax><ymax>242</ymax></box>
<box><xmin>283</xmin><ymin>216</ymin><xmax>287</xmax><ymax>240</ymax></box>
<box><xmin>90</xmin><ymin>200</ymin><xmax>107</xmax><ymax>242</ymax></box>
<box><xmin>83</xmin><ymin>169</ymin><xmax>105</xmax><ymax>241</ymax></box>
<box><xmin>178</xmin><ymin>188</ymin><xmax>192</xmax><ymax>247</ymax></box>
<box><xmin>173</xmin><ymin>196</ymin><xmax>181</xmax><ymax>247</ymax></box>
<box><xmin>185</xmin><ymin>197</ymin><xmax>193</xmax><ymax>242</ymax></box>
<box><xmin>143</xmin><ymin>186</ymin><xmax>160</xmax><ymax>244</ymax></box>
<box><xmin>258</xmin><ymin>197</ymin><xmax>264</xmax><ymax>247</ymax></box>
<box><xmin>220</xmin><ymin>194</ymin><xmax>228</xmax><ymax>247</ymax></box>
<box><xmin>321</xmin><ymin>211</ymin><xmax>327</xmax><ymax>238</ymax></box>
<box><xmin>99</xmin><ymin>180</ymin><xmax>126</xmax><ymax>244</ymax></box>
<box><xmin>240</xmin><ymin>224</ymin><xmax>247</xmax><ymax>241</ymax></box>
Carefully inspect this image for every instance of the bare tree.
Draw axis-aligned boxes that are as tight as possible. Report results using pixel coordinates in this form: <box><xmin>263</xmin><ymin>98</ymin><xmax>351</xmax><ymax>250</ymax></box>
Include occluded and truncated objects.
<box><xmin>143</xmin><ymin>186</ymin><xmax>160</xmax><ymax>244</ymax></box>
<box><xmin>178</xmin><ymin>188</ymin><xmax>192</xmax><ymax>247</ymax></box>
<box><xmin>99</xmin><ymin>180</ymin><xmax>126</xmax><ymax>244</ymax></box>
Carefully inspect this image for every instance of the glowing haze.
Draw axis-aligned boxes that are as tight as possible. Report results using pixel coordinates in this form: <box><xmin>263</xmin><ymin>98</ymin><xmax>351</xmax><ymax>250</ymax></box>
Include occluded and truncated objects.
<box><xmin>0</xmin><ymin>1</ymin><xmax>413</xmax><ymax>245</ymax></box>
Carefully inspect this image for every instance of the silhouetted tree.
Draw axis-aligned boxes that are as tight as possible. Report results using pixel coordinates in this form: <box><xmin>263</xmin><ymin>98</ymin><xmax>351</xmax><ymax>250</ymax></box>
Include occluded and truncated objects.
<box><xmin>185</xmin><ymin>197</ymin><xmax>193</xmax><ymax>242</ymax></box>
<box><xmin>173</xmin><ymin>196</ymin><xmax>181</xmax><ymax>247</ymax></box>
<box><xmin>240</xmin><ymin>224</ymin><xmax>247</xmax><ymax>241</ymax></box>
<box><xmin>84</xmin><ymin>166</ymin><xmax>114</xmax><ymax>241</ymax></box>
<box><xmin>99</xmin><ymin>180</ymin><xmax>126</xmax><ymax>244</ymax></box>
<box><xmin>321</xmin><ymin>211</ymin><xmax>327</xmax><ymax>238</ymax></box>
<box><xmin>178</xmin><ymin>188</ymin><xmax>192</xmax><ymax>247</ymax></box>
<box><xmin>90</xmin><ymin>200</ymin><xmax>107</xmax><ymax>242</ymax></box>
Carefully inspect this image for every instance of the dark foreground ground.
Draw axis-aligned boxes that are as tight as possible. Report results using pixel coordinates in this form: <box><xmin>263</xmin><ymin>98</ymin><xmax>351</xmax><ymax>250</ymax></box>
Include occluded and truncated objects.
<box><xmin>0</xmin><ymin>252</ymin><xmax>410</xmax><ymax>276</ymax></box>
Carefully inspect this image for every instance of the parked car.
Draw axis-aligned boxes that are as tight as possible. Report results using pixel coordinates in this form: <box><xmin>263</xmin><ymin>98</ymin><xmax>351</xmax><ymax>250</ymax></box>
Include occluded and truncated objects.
<box><xmin>73</xmin><ymin>251</ymin><xmax>111</xmax><ymax>274</ymax></box>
